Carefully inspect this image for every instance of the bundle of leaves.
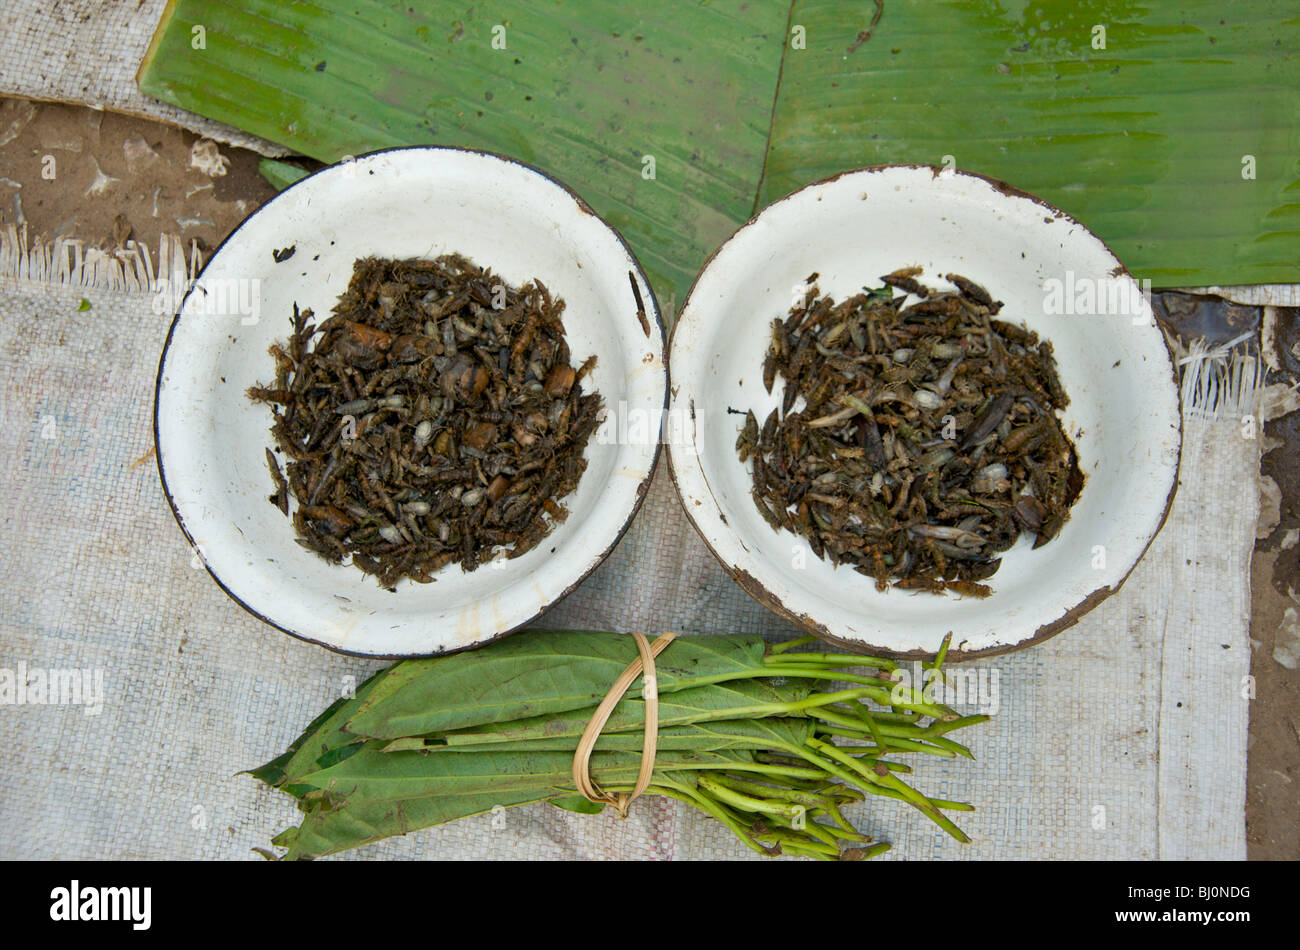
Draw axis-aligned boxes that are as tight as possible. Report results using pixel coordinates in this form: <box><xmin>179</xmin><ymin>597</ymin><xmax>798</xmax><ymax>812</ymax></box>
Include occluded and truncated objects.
<box><xmin>251</xmin><ymin>630</ymin><xmax>986</xmax><ymax>860</ymax></box>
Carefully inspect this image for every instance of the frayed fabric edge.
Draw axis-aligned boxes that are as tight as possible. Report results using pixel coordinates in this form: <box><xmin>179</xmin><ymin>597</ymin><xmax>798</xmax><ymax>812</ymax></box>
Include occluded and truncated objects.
<box><xmin>0</xmin><ymin>223</ymin><xmax>202</xmax><ymax>295</ymax></box>
<box><xmin>1167</xmin><ymin>329</ymin><xmax>1265</xmax><ymax>422</ymax></box>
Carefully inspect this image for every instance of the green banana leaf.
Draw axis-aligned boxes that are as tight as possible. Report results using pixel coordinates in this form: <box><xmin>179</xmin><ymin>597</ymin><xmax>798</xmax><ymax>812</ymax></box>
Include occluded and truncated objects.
<box><xmin>140</xmin><ymin>0</ymin><xmax>787</xmax><ymax>314</ymax></box>
<box><xmin>758</xmin><ymin>0</ymin><xmax>1299</xmax><ymax>287</ymax></box>
<box><xmin>138</xmin><ymin>0</ymin><xmax>1298</xmax><ymax>303</ymax></box>
<box><xmin>256</xmin><ymin>157</ymin><xmax>310</xmax><ymax>190</ymax></box>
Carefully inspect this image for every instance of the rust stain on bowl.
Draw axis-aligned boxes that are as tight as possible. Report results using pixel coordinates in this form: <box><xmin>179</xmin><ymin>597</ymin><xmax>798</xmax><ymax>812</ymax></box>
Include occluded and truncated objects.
<box><xmin>664</xmin><ymin>162</ymin><xmax>1182</xmax><ymax>661</ymax></box>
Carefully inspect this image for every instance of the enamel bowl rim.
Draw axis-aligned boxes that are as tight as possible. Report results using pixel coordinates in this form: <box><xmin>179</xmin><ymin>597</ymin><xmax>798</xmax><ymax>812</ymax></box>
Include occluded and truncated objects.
<box><xmin>665</xmin><ymin>162</ymin><xmax>1181</xmax><ymax>661</ymax></box>
<box><xmin>153</xmin><ymin>144</ymin><xmax>667</xmax><ymax>658</ymax></box>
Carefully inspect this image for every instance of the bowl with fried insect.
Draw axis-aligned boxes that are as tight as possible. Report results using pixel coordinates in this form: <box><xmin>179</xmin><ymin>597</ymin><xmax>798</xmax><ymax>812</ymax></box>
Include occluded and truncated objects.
<box><xmin>667</xmin><ymin>164</ymin><xmax>1180</xmax><ymax>659</ymax></box>
<box><xmin>154</xmin><ymin>147</ymin><xmax>665</xmax><ymax>657</ymax></box>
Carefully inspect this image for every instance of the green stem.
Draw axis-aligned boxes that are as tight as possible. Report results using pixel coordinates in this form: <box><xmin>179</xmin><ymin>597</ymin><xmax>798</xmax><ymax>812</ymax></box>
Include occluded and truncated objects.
<box><xmin>929</xmin><ymin>632</ymin><xmax>953</xmax><ymax>674</ymax></box>
<box><xmin>852</xmin><ymin>708</ymin><xmax>925</xmax><ymax>724</ymax></box>
<box><xmin>706</xmin><ymin>773</ymin><xmax>861</xmax><ymax>836</ymax></box>
<box><xmin>764</xmin><ymin>652</ymin><xmax>898</xmax><ymax>671</ymax></box>
<box><xmin>768</xmin><ymin>636</ymin><xmax>817</xmax><ymax>655</ymax></box>
<box><xmin>763</xmin><ymin>741</ymin><xmax>880</xmax><ymax>794</ymax></box>
<box><xmin>698</xmin><ymin>775</ymin><xmax>801</xmax><ymax>818</ymax></box>
<box><xmin>826</xmin><ymin>706</ymin><xmax>951</xmax><ymax>743</ymax></box>
<box><xmin>812</xmin><ymin>708</ymin><xmax>948</xmax><ymax>747</ymax></box>
<box><xmin>695</xmin><ymin>760</ymin><xmax>828</xmax><ymax>781</ymax></box>
<box><xmin>836</xmin><ymin>754</ymin><xmax>913</xmax><ymax>773</ymax></box>
<box><xmin>807</xmin><ymin>736</ymin><xmax>891</xmax><ymax>789</ymax></box>
<box><xmin>874</xmin><ymin>771</ymin><xmax>972</xmax><ymax>843</ymax></box>
<box><xmin>849</xmin><ymin>785</ymin><xmax>974</xmax><ymax>811</ymax></box>
<box><xmin>844</xmin><ymin>842</ymin><xmax>892</xmax><ymax>860</ymax></box>
<box><xmin>765</xmin><ymin>808</ymin><xmax>844</xmax><ymax>850</ymax></box>
<box><xmin>815</xmin><ymin>727</ymin><xmax>957</xmax><ymax>758</ymax></box>
<box><xmin>725</xmin><ymin>686</ymin><xmax>913</xmax><ymax>725</ymax></box>
<box><xmin>924</xmin><ymin>714</ymin><xmax>991</xmax><ymax>736</ymax></box>
<box><xmin>857</xmin><ymin>706</ymin><xmax>890</xmax><ymax>753</ymax></box>
<box><xmin>649</xmin><ymin>777</ymin><xmax>777</xmax><ymax>858</ymax></box>
<box><xmin>920</xmin><ymin>734</ymin><xmax>974</xmax><ymax>759</ymax></box>
<box><xmin>760</xmin><ymin>667</ymin><xmax>956</xmax><ymax>718</ymax></box>
<box><xmin>750</xmin><ymin>823</ymin><xmax>842</xmax><ymax>859</ymax></box>
<box><xmin>805</xmin><ymin>737</ymin><xmax>970</xmax><ymax>841</ymax></box>
<box><xmin>815</xmin><ymin>820</ymin><xmax>870</xmax><ymax>844</ymax></box>
<box><xmin>812</xmin><ymin>706</ymin><xmax>882</xmax><ymax>732</ymax></box>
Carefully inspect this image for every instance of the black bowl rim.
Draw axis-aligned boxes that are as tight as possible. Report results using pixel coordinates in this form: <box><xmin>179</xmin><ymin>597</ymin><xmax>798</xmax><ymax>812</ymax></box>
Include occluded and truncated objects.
<box><xmin>153</xmin><ymin>144</ymin><xmax>669</xmax><ymax>659</ymax></box>
<box><xmin>664</xmin><ymin>162</ymin><xmax>1183</xmax><ymax>662</ymax></box>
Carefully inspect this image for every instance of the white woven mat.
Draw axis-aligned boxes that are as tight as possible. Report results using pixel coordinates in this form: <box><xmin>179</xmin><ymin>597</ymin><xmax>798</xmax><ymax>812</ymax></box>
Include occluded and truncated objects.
<box><xmin>0</xmin><ymin>0</ymin><xmax>288</xmax><ymax>156</ymax></box>
<box><xmin>0</xmin><ymin>240</ymin><xmax>1258</xmax><ymax>860</ymax></box>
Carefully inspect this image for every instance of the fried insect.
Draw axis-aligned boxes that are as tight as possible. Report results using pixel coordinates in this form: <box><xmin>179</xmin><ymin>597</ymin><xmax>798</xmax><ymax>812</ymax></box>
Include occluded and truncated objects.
<box><xmin>741</xmin><ymin>269</ymin><xmax>1082</xmax><ymax>597</ymax></box>
<box><xmin>249</xmin><ymin>255</ymin><xmax>603</xmax><ymax>589</ymax></box>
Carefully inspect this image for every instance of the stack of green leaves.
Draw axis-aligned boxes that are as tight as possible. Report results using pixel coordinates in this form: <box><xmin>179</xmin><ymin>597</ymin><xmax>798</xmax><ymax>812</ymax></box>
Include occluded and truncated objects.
<box><xmin>251</xmin><ymin>630</ymin><xmax>987</xmax><ymax>860</ymax></box>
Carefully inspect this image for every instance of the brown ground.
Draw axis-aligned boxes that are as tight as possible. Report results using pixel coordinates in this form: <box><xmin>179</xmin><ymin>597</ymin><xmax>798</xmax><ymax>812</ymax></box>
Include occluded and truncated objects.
<box><xmin>1</xmin><ymin>94</ymin><xmax>1295</xmax><ymax>858</ymax></box>
<box><xmin>1249</xmin><ymin>303</ymin><xmax>1300</xmax><ymax>859</ymax></box>
<box><xmin>0</xmin><ymin>97</ymin><xmax>275</xmax><ymax>257</ymax></box>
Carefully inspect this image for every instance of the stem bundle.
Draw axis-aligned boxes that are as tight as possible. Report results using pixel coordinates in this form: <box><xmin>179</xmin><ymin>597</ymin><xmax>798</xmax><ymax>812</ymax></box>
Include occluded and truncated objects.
<box><xmin>251</xmin><ymin>630</ymin><xmax>987</xmax><ymax>860</ymax></box>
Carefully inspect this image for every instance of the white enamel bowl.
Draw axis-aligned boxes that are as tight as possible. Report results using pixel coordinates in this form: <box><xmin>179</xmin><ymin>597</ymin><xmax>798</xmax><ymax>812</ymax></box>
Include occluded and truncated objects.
<box><xmin>155</xmin><ymin>147</ymin><xmax>666</xmax><ymax>657</ymax></box>
<box><xmin>667</xmin><ymin>165</ymin><xmax>1180</xmax><ymax>660</ymax></box>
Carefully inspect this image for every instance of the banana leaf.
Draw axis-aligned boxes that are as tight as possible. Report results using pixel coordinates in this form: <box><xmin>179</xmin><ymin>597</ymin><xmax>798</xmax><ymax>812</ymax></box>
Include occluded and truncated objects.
<box><xmin>138</xmin><ymin>0</ymin><xmax>788</xmax><ymax>314</ymax></box>
<box><xmin>139</xmin><ymin>0</ymin><xmax>1298</xmax><ymax>305</ymax></box>
<box><xmin>256</xmin><ymin>157</ymin><xmax>310</xmax><ymax>190</ymax></box>
<box><xmin>758</xmin><ymin>1</ymin><xmax>1299</xmax><ymax>287</ymax></box>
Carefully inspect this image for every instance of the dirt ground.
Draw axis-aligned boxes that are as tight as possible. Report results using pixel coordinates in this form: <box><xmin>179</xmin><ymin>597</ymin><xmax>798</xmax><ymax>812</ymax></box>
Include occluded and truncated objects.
<box><xmin>0</xmin><ymin>97</ymin><xmax>274</xmax><ymax>258</ymax></box>
<box><xmin>1249</xmin><ymin>302</ymin><xmax>1300</xmax><ymax>858</ymax></box>
<box><xmin>1</xmin><ymin>95</ymin><xmax>1296</xmax><ymax>858</ymax></box>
